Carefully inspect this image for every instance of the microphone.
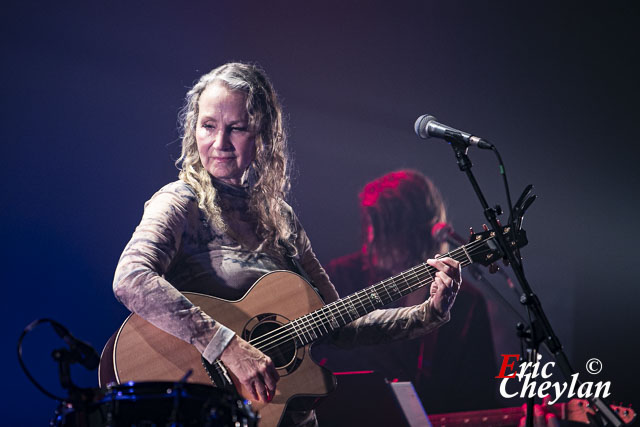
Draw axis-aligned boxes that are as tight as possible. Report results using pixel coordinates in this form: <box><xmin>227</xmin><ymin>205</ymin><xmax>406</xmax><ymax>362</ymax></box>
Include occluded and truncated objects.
<box><xmin>414</xmin><ymin>115</ymin><xmax>493</xmax><ymax>149</ymax></box>
<box><xmin>431</xmin><ymin>222</ymin><xmax>515</xmax><ymax>287</ymax></box>
<box><xmin>51</xmin><ymin>322</ymin><xmax>100</xmax><ymax>370</ymax></box>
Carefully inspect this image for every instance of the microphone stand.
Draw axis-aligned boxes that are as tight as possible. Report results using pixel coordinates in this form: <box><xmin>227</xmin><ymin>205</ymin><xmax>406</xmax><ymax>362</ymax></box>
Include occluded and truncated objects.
<box><xmin>51</xmin><ymin>347</ymin><xmax>97</xmax><ymax>425</ymax></box>
<box><xmin>465</xmin><ymin>263</ymin><xmax>527</xmax><ymax>325</ymax></box>
<box><xmin>442</xmin><ymin>131</ymin><xmax>623</xmax><ymax>427</ymax></box>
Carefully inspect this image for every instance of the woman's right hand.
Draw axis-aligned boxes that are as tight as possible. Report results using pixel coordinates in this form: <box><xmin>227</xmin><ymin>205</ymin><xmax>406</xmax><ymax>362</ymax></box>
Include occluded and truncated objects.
<box><xmin>219</xmin><ymin>335</ymin><xmax>280</xmax><ymax>403</ymax></box>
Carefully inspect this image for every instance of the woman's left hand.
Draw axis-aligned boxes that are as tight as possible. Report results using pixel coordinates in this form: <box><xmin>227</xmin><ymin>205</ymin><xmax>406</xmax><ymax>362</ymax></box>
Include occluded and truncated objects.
<box><xmin>426</xmin><ymin>256</ymin><xmax>462</xmax><ymax>316</ymax></box>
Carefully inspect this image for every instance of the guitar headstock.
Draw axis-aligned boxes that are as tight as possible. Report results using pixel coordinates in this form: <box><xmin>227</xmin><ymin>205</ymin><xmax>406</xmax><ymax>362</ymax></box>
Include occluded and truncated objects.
<box><xmin>566</xmin><ymin>399</ymin><xmax>636</xmax><ymax>425</ymax></box>
<box><xmin>466</xmin><ymin>225</ymin><xmax>528</xmax><ymax>266</ymax></box>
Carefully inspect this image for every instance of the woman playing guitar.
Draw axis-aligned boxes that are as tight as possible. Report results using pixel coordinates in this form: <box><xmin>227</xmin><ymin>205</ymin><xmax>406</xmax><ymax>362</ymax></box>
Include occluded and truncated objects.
<box><xmin>112</xmin><ymin>62</ymin><xmax>461</xmax><ymax>426</ymax></box>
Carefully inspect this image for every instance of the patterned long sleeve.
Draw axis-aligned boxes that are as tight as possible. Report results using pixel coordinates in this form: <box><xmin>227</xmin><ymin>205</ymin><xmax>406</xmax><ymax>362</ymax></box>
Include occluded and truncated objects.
<box><xmin>113</xmin><ymin>183</ymin><xmax>235</xmax><ymax>362</ymax></box>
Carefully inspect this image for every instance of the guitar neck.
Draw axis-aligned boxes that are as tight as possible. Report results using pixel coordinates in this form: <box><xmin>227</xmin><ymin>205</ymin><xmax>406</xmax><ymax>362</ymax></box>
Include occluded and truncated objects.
<box><xmin>429</xmin><ymin>403</ymin><xmax>565</xmax><ymax>427</ymax></box>
<box><xmin>288</xmin><ymin>241</ymin><xmax>477</xmax><ymax>346</ymax></box>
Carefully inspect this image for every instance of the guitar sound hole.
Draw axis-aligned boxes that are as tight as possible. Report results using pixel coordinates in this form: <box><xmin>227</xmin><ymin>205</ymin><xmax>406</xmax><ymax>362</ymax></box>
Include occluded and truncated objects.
<box><xmin>249</xmin><ymin>321</ymin><xmax>297</xmax><ymax>370</ymax></box>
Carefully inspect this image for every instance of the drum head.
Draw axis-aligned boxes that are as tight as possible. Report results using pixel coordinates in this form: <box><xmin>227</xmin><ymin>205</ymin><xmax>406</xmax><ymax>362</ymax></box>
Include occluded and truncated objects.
<box><xmin>53</xmin><ymin>381</ymin><xmax>257</xmax><ymax>426</ymax></box>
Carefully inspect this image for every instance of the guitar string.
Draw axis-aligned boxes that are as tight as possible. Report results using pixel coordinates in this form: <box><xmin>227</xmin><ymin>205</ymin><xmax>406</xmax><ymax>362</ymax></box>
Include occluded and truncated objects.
<box><xmin>245</xmin><ymin>237</ymin><xmax>495</xmax><ymax>354</ymax></box>
<box><xmin>277</xmin><ymin>237</ymin><xmax>482</xmax><ymax>332</ymax></box>
<box><xmin>209</xmin><ymin>235</ymin><xmax>501</xmax><ymax>385</ymax></box>
<box><xmin>251</xmin><ymin>256</ymin><xmax>466</xmax><ymax>354</ymax></box>
<box><xmin>246</xmin><ymin>238</ymin><xmax>493</xmax><ymax>354</ymax></box>
<box><xmin>250</xmin><ymin>253</ymin><xmax>470</xmax><ymax>356</ymax></box>
<box><xmin>249</xmin><ymin>256</ymin><xmax>474</xmax><ymax>356</ymax></box>
<box><xmin>244</xmin><ymin>246</ymin><xmax>466</xmax><ymax>351</ymax></box>
<box><xmin>293</xmin><ymin>251</ymin><xmax>459</xmax><ymax>339</ymax></box>
<box><xmin>247</xmin><ymin>240</ymin><xmax>488</xmax><ymax>354</ymax></box>
<box><xmin>211</xmin><ymin>251</ymin><xmax>449</xmax><ymax>383</ymax></box>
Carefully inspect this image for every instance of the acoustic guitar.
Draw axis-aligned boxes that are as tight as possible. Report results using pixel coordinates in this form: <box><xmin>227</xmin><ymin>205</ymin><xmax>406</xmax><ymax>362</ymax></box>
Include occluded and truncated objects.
<box><xmin>100</xmin><ymin>226</ymin><xmax>526</xmax><ymax>426</ymax></box>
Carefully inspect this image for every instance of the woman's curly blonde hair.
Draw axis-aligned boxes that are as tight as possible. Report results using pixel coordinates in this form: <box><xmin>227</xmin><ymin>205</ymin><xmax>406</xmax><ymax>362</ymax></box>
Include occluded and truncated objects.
<box><xmin>176</xmin><ymin>62</ymin><xmax>295</xmax><ymax>254</ymax></box>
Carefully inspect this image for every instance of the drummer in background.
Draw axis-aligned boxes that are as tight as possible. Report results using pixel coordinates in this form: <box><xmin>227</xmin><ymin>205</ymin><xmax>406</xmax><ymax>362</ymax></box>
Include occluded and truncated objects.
<box><xmin>113</xmin><ymin>63</ymin><xmax>462</xmax><ymax>426</ymax></box>
<box><xmin>322</xmin><ymin>170</ymin><xmax>499</xmax><ymax>412</ymax></box>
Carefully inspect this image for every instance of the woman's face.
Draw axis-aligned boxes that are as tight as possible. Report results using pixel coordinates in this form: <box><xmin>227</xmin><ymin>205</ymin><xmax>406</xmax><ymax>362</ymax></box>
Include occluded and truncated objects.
<box><xmin>195</xmin><ymin>83</ymin><xmax>256</xmax><ymax>185</ymax></box>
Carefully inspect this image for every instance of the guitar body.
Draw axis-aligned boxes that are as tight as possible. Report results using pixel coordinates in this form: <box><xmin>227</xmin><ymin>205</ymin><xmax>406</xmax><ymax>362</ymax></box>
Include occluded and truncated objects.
<box><xmin>101</xmin><ymin>225</ymin><xmax>530</xmax><ymax>426</ymax></box>
<box><xmin>100</xmin><ymin>271</ymin><xmax>336</xmax><ymax>427</ymax></box>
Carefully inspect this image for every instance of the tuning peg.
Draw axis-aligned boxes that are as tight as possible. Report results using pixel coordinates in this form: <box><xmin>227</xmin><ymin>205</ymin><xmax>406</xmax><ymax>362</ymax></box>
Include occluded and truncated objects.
<box><xmin>469</xmin><ymin>227</ymin><xmax>474</xmax><ymax>236</ymax></box>
<box><xmin>482</xmin><ymin>224</ymin><xmax>489</xmax><ymax>231</ymax></box>
<box><xmin>496</xmin><ymin>219</ymin><xmax>502</xmax><ymax>226</ymax></box>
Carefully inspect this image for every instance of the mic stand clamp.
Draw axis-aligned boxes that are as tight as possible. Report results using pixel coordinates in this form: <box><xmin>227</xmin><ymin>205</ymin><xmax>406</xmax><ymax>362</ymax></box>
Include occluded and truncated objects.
<box><xmin>445</xmin><ymin>130</ymin><xmax>474</xmax><ymax>173</ymax></box>
<box><xmin>51</xmin><ymin>348</ymin><xmax>97</xmax><ymax>422</ymax></box>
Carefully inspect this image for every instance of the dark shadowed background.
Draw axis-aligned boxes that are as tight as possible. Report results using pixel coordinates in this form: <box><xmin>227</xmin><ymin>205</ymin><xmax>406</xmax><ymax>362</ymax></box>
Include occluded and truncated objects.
<box><xmin>2</xmin><ymin>1</ymin><xmax>638</xmax><ymax>424</ymax></box>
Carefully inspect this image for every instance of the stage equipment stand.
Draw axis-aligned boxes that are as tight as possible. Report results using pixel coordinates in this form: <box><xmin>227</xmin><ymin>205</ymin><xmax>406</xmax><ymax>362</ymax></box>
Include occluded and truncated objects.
<box><xmin>442</xmin><ymin>130</ymin><xmax>623</xmax><ymax>427</ymax></box>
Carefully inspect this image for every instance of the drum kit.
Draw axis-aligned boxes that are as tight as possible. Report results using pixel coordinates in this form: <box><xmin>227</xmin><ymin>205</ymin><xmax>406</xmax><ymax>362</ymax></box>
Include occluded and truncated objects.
<box><xmin>50</xmin><ymin>381</ymin><xmax>257</xmax><ymax>427</ymax></box>
<box><xmin>18</xmin><ymin>319</ymin><xmax>257</xmax><ymax>427</ymax></box>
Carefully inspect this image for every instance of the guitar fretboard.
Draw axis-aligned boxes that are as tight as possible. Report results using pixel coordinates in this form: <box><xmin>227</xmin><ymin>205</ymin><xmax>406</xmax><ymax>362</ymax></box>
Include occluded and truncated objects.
<box><xmin>247</xmin><ymin>235</ymin><xmax>496</xmax><ymax>356</ymax></box>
